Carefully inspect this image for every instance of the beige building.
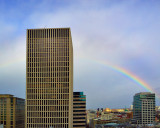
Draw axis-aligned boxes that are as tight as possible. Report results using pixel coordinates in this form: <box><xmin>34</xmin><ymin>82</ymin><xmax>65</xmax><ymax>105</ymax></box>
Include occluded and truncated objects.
<box><xmin>0</xmin><ymin>94</ymin><xmax>25</xmax><ymax>128</ymax></box>
<box><xmin>101</xmin><ymin>112</ymin><xmax>114</xmax><ymax>120</ymax></box>
<box><xmin>26</xmin><ymin>28</ymin><xmax>73</xmax><ymax>128</ymax></box>
<box><xmin>73</xmin><ymin>92</ymin><xmax>86</xmax><ymax>128</ymax></box>
<box><xmin>87</xmin><ymin>110</ymin><xmax>97</xmax><ymax>125</ymax></box>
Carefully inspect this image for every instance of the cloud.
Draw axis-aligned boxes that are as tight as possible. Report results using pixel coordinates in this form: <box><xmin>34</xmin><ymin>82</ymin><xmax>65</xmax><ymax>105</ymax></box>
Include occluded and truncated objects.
<box><xmin>0</xmin><ymin>34</ymin><xmax>26</xmax><ymax>98</ymax></box>
<box><xmin>1</xmin><ymin>0</ymin><xmax>160</xmax><ymax>108</ymax></box>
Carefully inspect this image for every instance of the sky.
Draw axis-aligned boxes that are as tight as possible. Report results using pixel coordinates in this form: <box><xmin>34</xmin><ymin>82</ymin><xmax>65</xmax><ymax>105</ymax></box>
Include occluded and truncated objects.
<box><xmin>0</xmin><ymin>0</ymin><xmax>160</xmax><ymax>109</ymax></box>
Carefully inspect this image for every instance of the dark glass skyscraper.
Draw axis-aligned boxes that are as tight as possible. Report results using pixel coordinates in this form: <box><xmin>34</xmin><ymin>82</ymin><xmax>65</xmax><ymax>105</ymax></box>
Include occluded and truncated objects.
<box><xmin>73</xmin><ymin>92</ymin><xmax>86</xmax><ymax>128</ymax></box>
<box><xmin>26</xmin><ymin>28</ymin><xmax>73</xmax><ymax>128</ymax></box>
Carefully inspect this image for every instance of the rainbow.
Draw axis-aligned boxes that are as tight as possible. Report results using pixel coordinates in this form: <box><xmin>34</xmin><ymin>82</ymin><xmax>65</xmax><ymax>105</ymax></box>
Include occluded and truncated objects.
<box><xmin>0</xmin><ymin>57</ymin><xmax>25</xmax><ymax>69</ymax></box>
<box><xmin>1</xmin><ymin>56</ymin><xmax>159</xmax><ymax>99</ymax></box>
<box><xmin>81</xmin><ymin>57</ymin><xmax>160</xmax><ymax>99</ymax></box>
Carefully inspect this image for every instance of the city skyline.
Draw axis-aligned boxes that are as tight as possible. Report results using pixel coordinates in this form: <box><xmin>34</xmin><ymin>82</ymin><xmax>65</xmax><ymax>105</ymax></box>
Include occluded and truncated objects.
<box><xmin>0</xmin><ymin>0</ymin><xmax>160</xmax><ymax>109</ymax></box>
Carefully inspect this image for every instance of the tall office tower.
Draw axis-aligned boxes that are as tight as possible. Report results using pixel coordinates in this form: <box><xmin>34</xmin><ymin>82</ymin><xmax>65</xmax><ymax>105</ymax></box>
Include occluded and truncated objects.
<box><xmin>0</xmin><ymin>94</ymin><xmax>25</xmax><ymax>128</ymax></box>
<box><xmin>26</xmin><ymin>28</ymin><xmax>73</xmax><ymax>128</ymax></box>
<box><xmin>133</xmin><ymin>92</ymin><xmax>155</xmax><ymax>125</ymax></box>
<box><xmin>73</xmin><ymin>92</ymin><xmax>86</xmax><ymax>128</ymax></box>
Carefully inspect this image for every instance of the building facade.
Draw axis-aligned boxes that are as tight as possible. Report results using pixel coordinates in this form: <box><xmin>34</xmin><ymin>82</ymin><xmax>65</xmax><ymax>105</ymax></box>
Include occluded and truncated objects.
<box><xmin>0</xmin><ymin>94</ymin><xmax>25</xmax><ymax>128</ymax></box>
<box><xmin>26</xmin><ymin>28</ymin><xmax>73</xmax><ymax>128</ymax></box>
<box><xmin>73</xmin><ymin>92</ymin><xmax>86</xmax><ymax>128</ymax></box>
<box><xmin>133</xmin><ymin>92</ymin><xmax>155</xmax><ymax>124</ymax></box>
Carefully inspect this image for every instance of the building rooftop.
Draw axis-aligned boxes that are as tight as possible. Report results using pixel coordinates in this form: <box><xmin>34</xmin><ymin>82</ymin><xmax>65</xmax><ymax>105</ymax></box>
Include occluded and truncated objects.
<box><xmin>27</xmin><ymin>27</ymin><xmax>70</xmax><ymax>30</ymax></box>
<box><xmin>0</xmin><ymin>94</ymin><xmax>25</xmax><ymax>100</ymax></box>
<box><xmin>135</xmin><ymin>92</ymin><xmax>155</xmax><ymax>96</ymax></box>
<box><xmin>0</xmin><ymin>94</ymin><xmax>14</xmax><ymax>97</ymax></box>
<box><xmin>73</xmin><ymin>92</ymin><xmax>84</xmax><ymax>95</ymax></box>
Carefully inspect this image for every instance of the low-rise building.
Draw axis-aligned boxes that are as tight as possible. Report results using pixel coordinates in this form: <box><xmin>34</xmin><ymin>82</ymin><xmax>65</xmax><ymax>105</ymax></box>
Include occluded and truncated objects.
<box><xmin>90</xmin><ymin>118</ymin><xmax>118</xmax><ymax>128</ymax></box>
<box><xmin>101</xmin><ymin>112</ymin><xmax>114</xmax><ymax>120</ymax></box>
<box><xmin>0</xmin><ymin>94</ymin><xmax>25</xmax><ymax>128</ymax></box>
<box><xmin>87</xmin><ymin>110</ymin><xmax>97</xmax><ymax>127</ymax></box>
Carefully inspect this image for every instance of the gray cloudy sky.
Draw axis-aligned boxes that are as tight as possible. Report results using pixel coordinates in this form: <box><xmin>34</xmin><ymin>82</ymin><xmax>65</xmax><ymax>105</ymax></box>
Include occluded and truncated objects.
<box><xmin>0</xmin><ymin>0</ymin><xmax>160</xmax><ymax>109</ymax></box>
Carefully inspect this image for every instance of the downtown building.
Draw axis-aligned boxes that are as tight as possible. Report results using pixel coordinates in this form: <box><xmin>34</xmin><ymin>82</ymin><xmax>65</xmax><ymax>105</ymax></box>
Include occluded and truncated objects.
<box><xmin>133</xmin><ymin>92</ymin><xmax>155</xmax><ymax>125</ymax></box>
<box><xmin>73</xmin><ymin>92</ymin><xmax>86</xmax><ymax>128</ymax></box>
<box><xmin>26</xmin><ymin>28</ymin><xmax>73</xmax><ymax>128</ymax></box>
<box><xmin>0</xmin><ymin>94</ymin><xmax>25</xmax><ymax>128</ymax></box>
